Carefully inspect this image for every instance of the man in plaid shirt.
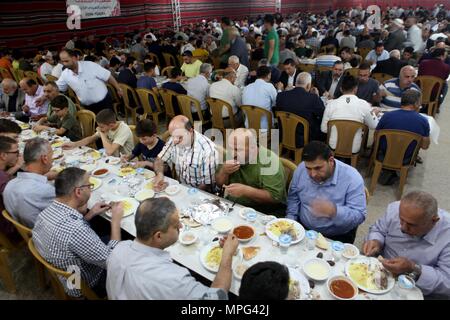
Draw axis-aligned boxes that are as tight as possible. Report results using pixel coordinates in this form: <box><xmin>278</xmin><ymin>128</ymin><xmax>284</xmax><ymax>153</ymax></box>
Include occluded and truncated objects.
<box><xmin>154</xmin><ymin>115</ymin><xmax>218</xmax><ymax>193</ymax></box>
<box><xmin>32</xmin><ymin>167</ymin><xmax>124</xmax><ymax>297</ymax></box>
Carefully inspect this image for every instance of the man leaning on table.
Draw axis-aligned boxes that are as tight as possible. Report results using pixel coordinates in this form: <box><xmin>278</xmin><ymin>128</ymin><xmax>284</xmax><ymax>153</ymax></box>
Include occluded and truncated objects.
<box><xmin>107</xmin><ymin>197</ymin><xmax>239</xmax><ymax>299</ymax></box>
<box><xmin>62</xmin><ymin>108</ymin><xmax>134</xmax><ymax>157</ymax></box>
<box><xmin>286</xmin><ymin>141</ymin><xmax>367</xmax><ymax>244</ymax></box>
<box><xmin>363</xmin><ymin>191</ymin><xmax>450</xmax><ymax>299</ymax></box>
<box><xmin>153</xmin><ymin>115</ymin><xmax>217</xmax><ymax>193</ymax></box>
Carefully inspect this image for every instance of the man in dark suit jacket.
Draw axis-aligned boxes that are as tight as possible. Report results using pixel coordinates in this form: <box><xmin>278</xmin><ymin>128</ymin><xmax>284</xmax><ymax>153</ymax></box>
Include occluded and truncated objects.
<box><xmin>275</xmin><ymin>72</ymin><xmax>325</xmax><ymax>147</ymax></box>
<box><xmin>118</xmin><ymin>56</ymin><xmax>138</xmax><ymax>88</ymax></box>
<box><xmin>372</xmin><ymin>50</ymin><xmax>406</xmax><ymax>77</ymax></box>
<box><xmin>277</xmin><ymin>58</ymin><xmax>300</xmax><ymax>91</ymax></box>
<box><xmin>316</xmin><ymin>60</ymin><xmax>344</xmax><ymax>98</ymax></box>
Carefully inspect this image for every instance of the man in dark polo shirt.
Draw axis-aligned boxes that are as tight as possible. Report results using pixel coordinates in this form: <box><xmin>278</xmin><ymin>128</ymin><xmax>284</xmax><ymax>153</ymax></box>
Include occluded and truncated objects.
<box><xmin>356</xmin><ymin>62</ymin><xmax>381</xmax><ymax>104</ymax></box>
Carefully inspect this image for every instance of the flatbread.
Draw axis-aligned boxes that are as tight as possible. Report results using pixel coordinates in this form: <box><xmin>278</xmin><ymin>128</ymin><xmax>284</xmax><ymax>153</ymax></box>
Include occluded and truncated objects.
<box><xmin>181</xmin><ymin>217</ymin><xmax>202</xmax><ymax>228</ymax></box>
<box><xmin>316</xmin><ymin>233</ymin><xmax>329</xmax><ymax>250</ymax></box>
<box><xmin>242</xmin><ymin>246</ymin><xmax>260</xmax><ymax>260</ymax></box>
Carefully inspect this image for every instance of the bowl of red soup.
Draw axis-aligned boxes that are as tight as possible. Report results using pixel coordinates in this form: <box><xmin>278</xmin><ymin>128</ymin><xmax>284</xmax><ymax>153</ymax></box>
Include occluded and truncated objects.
<box><xmin>93</xmin><ymin>168</ymin><xmax>109</xmax><ymax>177</ymax></box>
<box><xmin>327</xmin><ymin>276</ymin><xmax>358</xmax><ymax>300</ymax></box>
<box><xmin>232</xmin><ymin>225</ymin><xmax>255</xmax><ymax>243</ymax></box>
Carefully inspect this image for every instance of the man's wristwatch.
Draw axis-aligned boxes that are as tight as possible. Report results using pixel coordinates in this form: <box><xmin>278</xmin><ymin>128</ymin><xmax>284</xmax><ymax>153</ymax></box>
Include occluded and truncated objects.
<box><xmin>409</xmin><ymin>263</ymin><xmax>422</xmax><ymax>281</ymax></box>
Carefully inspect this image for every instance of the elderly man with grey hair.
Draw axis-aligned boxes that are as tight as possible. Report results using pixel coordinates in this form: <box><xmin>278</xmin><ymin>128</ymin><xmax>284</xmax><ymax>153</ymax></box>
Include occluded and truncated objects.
<box><xmin>276</xmin><ymin>72</ymin><xmax>326</xmax><ymax>146</ymax></box>
<box><xmin>363</xmin><ymin>191</ymin><xmax>450</xmax><ymax>299</ymax></box>
<box><xmin>3</xmin><ymin>137</ymin><xmax>55</xmax><ymax>227</ymax></box>
<box><xmin>185</xmin><ymin>63</ymin><xmax>212</xmax><ymax>114</ymax></box>
<box><xmin>106</xmin><ymin>197</ymin><xmax>239</xmax><ymax>299</ymax></box>
<box><xmin>0</xmin><ymin>78</ymin><xmax>25</xmax><ymax>114</ymax></box>
<box><xmin>380</xmin><ymin>65</ymin><xmax>420</xmax><ymax>109</ymax></box>
<box><xmin>228</xmin><ymin>55</ymin><xmax>248</xmax><ymax>89</ymax></box>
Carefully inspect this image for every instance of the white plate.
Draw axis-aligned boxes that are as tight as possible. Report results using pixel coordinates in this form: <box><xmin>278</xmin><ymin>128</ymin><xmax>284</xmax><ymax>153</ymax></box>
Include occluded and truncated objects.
<box><xmin>165</xmin><ymin>184</ymin><xmax>181</xmax><ymax>196</ymax></box>
<box><xmin>105</xmin><ymin>197</ymin><xmax>139</xmax><ymax>218</ymax></box>
<box><xmin>105</xmin><ymin>157</ymin><xmax>120</xmax><ymax>165</ymax></box>
<box><xmin>135</xmin><ymin>189</ymin><xmax>155</xmax><ymax>202</ymax></box>
<box><xmin>345</xmin><ymin>257</ymin><xmax>395</xmax><ymax>295</ymax></box>
<box><xmin>303</xmin><ymin>258</ymin><xmax>331</xmax><ymax>281</ymax></box>
<box><xmin>89</xmin><ymin>177</ymin><xmax>102</xmax><ymax>191</ymax></box>
<box><xmin>288</xmin><ymin>267</ymin><xmax>311</xmax><ymax>300</ymax></box>
<box><xmin>200</xmin><ymin>242</ymin><xmax>243</xmax><ymax>273</ymax></box>
<box><xmin>265</xmin><ymin>218</ymin><xmax>305</xmax><ymax>244</ymax></box>
<box><xmin>342</xmin><ymin>243</ymin><xmax>360</xmax><ymax>259</ymax></box>
<box><xmin>142</xmin><ymin>169</ymin><xmax>156</xmax><ymax>179</ymax></box>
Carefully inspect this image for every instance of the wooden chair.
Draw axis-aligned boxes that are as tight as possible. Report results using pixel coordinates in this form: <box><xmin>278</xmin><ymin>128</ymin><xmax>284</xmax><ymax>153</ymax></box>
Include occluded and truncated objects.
<box><xmin>317</xmin><ymin>65</ymin><xmax>333</xmax><ymax>73</ymax></box>
<box><xmin>24</xmin><ymin>71</ymin><xmax>44</xmax><ymax>85</ymax></box>
<box><xmin>326</xmin><ymin>120</ymin><xmax>369</xmax><ymax>168</ymax></box>
<box><xmin>415</xmin><ymin>75</ymin><xmax>445</xmax><ymax>117</ymax></box>
<box><xmin>76</xmin><ymin>110</ymin><xmax>96</xmax><ymax>140</ymax></box>
<box><xmin>45</xmin><ymin>74</ymin><xmax>58</xmax><ymax>82</ymax></box>
<box><xmin>0</xmin><ymin>67</ymin><xmax>14</xmax><ymax>79</ymax></box>
<box><xmin>345</xmin><ymin>68</ymin><xmax>359</xmax><ymax>78</ymax></box>
<box><xmin>177</xmin><ymin>95</ymin><xmax>210</xmax><ymax>128</ymax></box>
<box><xmin>280</xmin><ymin>157</ymin><xmax>297</xmax><ymax>191</ymax></box>
<box><xmin>368</xmin><ymin>129</ymin><xmax>422</xmax><ymax>199</ymax></box>
<box><xmin>240</xmin><ymin>105</ymin><xmax>273</xmax><ymax>141</ymax></box>
<box><xmin>148</xmin><ymin>53</ymin><xmax>161</xmax><ymax>67</ymax></box>
<box><xmin>206</xmin><ymin>97</ymin><xmax>238</xmax><ymax>135</ymax></box>
<box><xmin>358</xmin><ymin>47</ymin><xmax>371</xmax><ymax>61</ymax></box>
<box><xmin>365</xmin><ymin>187</ymin><xmax>370</xmax><ymax>205</ymax></box>
<box><xmin>28</xmin><ymin>239</ymin><xmax>100</xmax><ymax>300</ymax></box>
<box><xmin>297</xmin><ymin>63</ymin><xmax>316</xmax><ymax>74</ymax></box>
<box><xmin>159</xmin><ymin>130</ymin><xmax>170</xmax><ymax>142</ymax></box>
<box><xmin>2</xmin><ymin>210</ymin><xmax>46</xmax><ymax>289</ymax></box>
<box><xmin>158</xmin><ymin>88</ymin><xmax>178</xmax><ymax>121</ymax></box>
<box><xmin>161</xmin><ymin>66</ymin><xmax>174</xmax><ymax>78</ymax></box>
<box><xmin>275</xmin><ymin>111</ymin><xmax>309</xmax><ymax>165</ymax></box>
<box><xmin>136</xmin><ymin>88</ymin><xmax>164</xmax><ymax>128</ymax></box>
<box><xmin>128</xmin><ymin>125</ymin><xmax>139</xmax><ymax>145</ymax></box>
<box><xmin>106</xmin><ymin>83</ymin><xmax>121</xmax><ymax>116</ymax></box>
<box><xmin>320</xmin><ymin>45</ymin><xmax>337</xmax><ymax>55</ymax></box>
<box><xmin>118</xmin><ymin>83</ymin><xmax>140</xmax><ymax>125</ymax></box>
<box><xmin>0</xmin><ymin>233</ymin><xmax>16</xmax><ymax>293</ymax></box>
<box><xmin>163</xmin><ymin>53</ymin><xmax>177</xmax><ymax>67</ymax></box>
<box><xmin>371</xmin><ymin>72</ymin><xmax>393</xmax><ymax>83</ymax></box>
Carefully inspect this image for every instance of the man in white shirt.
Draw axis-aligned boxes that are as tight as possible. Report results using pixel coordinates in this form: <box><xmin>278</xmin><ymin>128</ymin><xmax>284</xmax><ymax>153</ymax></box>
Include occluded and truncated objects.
<box><xmin>107</xmin><ymin>197</ymin><xmax>239</xmax><ymax>299</ymax></box>
<box><xmin>18</xmin><ymin>78</ymin><xmax>49</xmax><ymax>121</ymax></box>
<box><xmin>228</xmin><ymin>55</ymin><xmax>248</xmax><ymax>89</ymax></box>
<box><xmin>39</xmin><ymin>53</ymin><xmax>54</xmax><ymax>82</ymax></box>
<box><xmin>56</xmin><ymin>49</ymin><xmax>123</xmax><ymax>114</ymax></box>
<box><xmin>209</xmin><ymin>67</ymin><xmax>243</xmax><ymax>125</ymax></box>
<box><xmin>185</xmin><ymin>63</ymin><xmax>211</xmax><ymax>113</ymax></box>
<box><xmin>242</xmin><ymin>66</ymin><xmax>277</xmax><ymax>130</ymax></box>
<box><xmin>405</xmin><ymin>17</ymin><xmax>423</xmax><ymax>52</ymax></box>
<box><xmin>321</xmin><ymin>74</ymin><xmax>379</xmax><ymax>153</ymax></box>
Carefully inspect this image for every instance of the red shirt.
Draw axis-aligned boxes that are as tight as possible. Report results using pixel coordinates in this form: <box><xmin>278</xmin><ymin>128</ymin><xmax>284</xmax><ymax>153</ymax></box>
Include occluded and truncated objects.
<box><xmin>418</xmin><ymin>58</ymin><xmax>450</xmax><ymax>81</ymax></box>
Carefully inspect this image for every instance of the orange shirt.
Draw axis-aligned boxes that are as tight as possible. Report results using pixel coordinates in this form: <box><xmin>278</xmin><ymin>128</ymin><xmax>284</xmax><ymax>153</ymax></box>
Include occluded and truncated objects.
<box><xmin>0</xmin><ymin>57</ymin><xmax>12</xmax><ymax>70</ymax></box>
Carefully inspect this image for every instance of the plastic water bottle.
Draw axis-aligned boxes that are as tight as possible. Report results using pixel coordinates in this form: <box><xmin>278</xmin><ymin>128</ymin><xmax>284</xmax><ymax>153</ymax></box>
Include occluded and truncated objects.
<box><xmin>305</xmin><ymin>230</ymin><xmax>318</xmax><ymax>250</ymax></box>
<box><xmin>279</xmin><ymin>234</ymin><xmax>292</xmax><ymax>255</ymax></box>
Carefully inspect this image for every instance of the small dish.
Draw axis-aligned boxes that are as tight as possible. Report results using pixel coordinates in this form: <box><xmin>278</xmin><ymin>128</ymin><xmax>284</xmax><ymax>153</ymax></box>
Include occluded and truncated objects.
<box><xmin>342</xmin><ymin>243</ymin><xmax>360</xmax><ymax>259</ymax></box>
<box><xmin>134</xmin><ymin>189</ymin><xmax>155</xmax><ymax>202</ymax></box>
<box><xmin>211</xmin><ymin>217</ymin><xmax>233</xmax><ymax>234</ymax></box>
<box><xmin>179</xmin><ymin>231</ymin><xmax>198</xmax><ymax>245</ymax></box>
<box><xmin>303</xmin><ymin>258</ymin><xmax>331</xmax><ymax>281</ymax></box>
<box><xmin>92</xmin><ymin>168</ymin><xmax>109</xmax><ymax>178</ymax></box>
<box><xmin>259</xmin><ymin>214</ymin><xmax>276</xmax><ymax>225</ymax></box>
<box><xmin>232</xmin><ymin>225</ymin><xmax>255</xmax><ymax>243</ymax></box>
<box><xmin>327</xmin><ymin>276</ymin><xmax>358</xmax><ymax>300</ymax></box>
<box><xmin>165</xmin><ymin>184</ymin><xmax>181</xmax><ymax>196</ymax></box>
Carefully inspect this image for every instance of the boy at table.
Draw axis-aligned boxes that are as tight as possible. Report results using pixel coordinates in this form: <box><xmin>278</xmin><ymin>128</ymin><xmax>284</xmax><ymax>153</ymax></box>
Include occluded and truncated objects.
<box><xmin>32</xmin><ymin>95</ymin><xmax>82</xmax><ymax>142</ymax></box>
<box><xmin>120</xmin><ymin>119</ymin><xmax>164</xmax><ymax>170</ymax></box>
<box><xmin>62</xmin><ymin>108</ymin><xmax>134</xmax><ymax>157</ymax></box>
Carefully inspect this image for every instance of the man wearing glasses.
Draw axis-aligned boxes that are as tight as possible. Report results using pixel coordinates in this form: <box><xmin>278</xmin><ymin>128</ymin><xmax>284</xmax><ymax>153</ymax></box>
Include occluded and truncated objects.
<box><xmin>33</xmin><ymin>167</ymin><xmax>124</xmax><ymax>298</ymax></box>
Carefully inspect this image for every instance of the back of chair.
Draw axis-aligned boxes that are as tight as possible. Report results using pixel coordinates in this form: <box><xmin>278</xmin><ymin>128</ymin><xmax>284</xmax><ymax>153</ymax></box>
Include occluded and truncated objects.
<box><xmin>0</xmin><ymin>67</ymin><xmax>14</xmax><ymax>79</ymax></box>
<box><xmin>67</xmin><ymin>87</ymin><xmax>81</xmax><ymax>105</ymax></box>
<box><xmin>327</xmin><ymin>120</ymin><xmax>368</xmax><ymax>157</ymax></box>
<box><xmin>24</xmin><ymin>71</ymin><xmax>44</xmax><ymax>85</ymax></box>
<box><xmin>106</xmin><ymin>83</ymin><xmax>121</xmax><ymax>115</ymax></box>
<box><xmin>136</xmin><ymin>88</ymin><xmax>162</xmax><ymax>114</ymax></box>
<box><xmin>129</xmin><ymin>125</ymin><xmax>139</xmax><ymax>145</ymax></box>
<box><xmin>415</xmin><ymin>75</ymin><xmax>445</xmax><ymax>116</ymax></box>
<box><xmin>345</xmin><ymin>68</ymin><xmax>359</xmax><ymax>78</ymax></box>
<box><xmin>358</xmin><ymin>47</ymin><xmax>371</xmax><ymax>60</ymax></box>
<box><xmin>2</xmin><ymin>210</ymin><xmax>32</xmax><ymax>243</ymax></box>
<box><xmin>275</xmin><ymin>111</ymin><xmax>310</xmax><ymax>150</ymax></box>
<box><xmin>161</xmin><ymin>66</ymin><xmax>174</xmax><ymax>78</ymax></box>
<box><xmin>148</xmin><ymin>53</ymin><xmax>161</xmax><ymax>67</ymax></box>
<box><xmin>297</xmin><ymin>63</ymin><xmax>316</xmax><ymax>74</ymax></box>
<box><xmin>206</xmin><ymin>98</ymin><xmax>236</xmax><ymax>131</ymax></box>
<box><xmin>163</xmin><ymin>53</ymin><xmax>177</xmax><ymax>67</ymax></box>
<box><xmin>371</xmin><ymin>72</ymin><xmax>393</xmax><ymax>83</ymax></box>
<box><xmin>372</xmin><ymin>129</ymin><xmax>422</xmax><ymax>169</ymax></box>
<box><xmin>45</xmin><ymin>74</ymin><xmax>58</xmax><ymax>82</ymax></box>
<box><xmin>177</xmin><ymin>95</ymin><xmax>204</xmax><ymax>123</ymax></box>
<box><xmin>317</xmin><ymin>65</ymin><xmax>333</xmax><ymax>73</ymax></box>
<box><xmin>76</xmin><ymin>110</ymin><xmax>96</xmax><ymax>138</ymax></box>
<box><xmin>280</xmin><ymin>157</ymin><xmax>297</xmax><ymax>191</ymax></box>
<box><xmin>158</xmin><ymin>88</ymin><xmax>178</xmax><ymax>119</ymax></box>
<box><xmin>159</xmin><ymin>130</ymin><xmax>170</xmax><ymax>142</ymax></box>
<box><xmin>240</xmin><ymin>105</ymin><xmax>273</xmax><ymax>132</ymax></box>
<box><xmin>364</xmin><ymin>187</ymin><xmax>370</xmax><ymax>205</ymax></box>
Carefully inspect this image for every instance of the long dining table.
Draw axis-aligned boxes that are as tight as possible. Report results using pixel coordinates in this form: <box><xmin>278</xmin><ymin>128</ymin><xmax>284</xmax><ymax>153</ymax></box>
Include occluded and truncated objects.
<box><xmin>15</xmin><ymin>121</ymin><xmax>424</xmax><ymax>300</ymax></box>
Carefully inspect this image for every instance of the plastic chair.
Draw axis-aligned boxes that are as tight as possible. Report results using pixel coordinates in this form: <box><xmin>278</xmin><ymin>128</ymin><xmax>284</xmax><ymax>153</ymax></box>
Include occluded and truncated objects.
<box><xmin>317</xmin><ymin>65</ymin><xmax>333</xmax><ymax>73</ymax></box>
<box><xmin>118</xmin><ymin>83</ymin><xmax>140</xmax><ymax>125</ymax></box>
<box><xmin>358</xmin><ymin>47</ymin><xmax>371</xmax><ymax>60</ymax></box>
<box><xmin>148</xmin><ymin>53</ymin><xmax>161</xmax><ymax>67</ymax></box>
<box><xmin>159</xmin><ymin>130</ymin><xmax>170</xmax><ymax>142</ymax></box>
<box><xmin>415</xmin><ymin>75</ymin><xmax>445</xmax><ymax>117</ymax></box>
<box><xmin>345</xmin><ymin>68</ymin><xmax>359</xmax><ymax>78</ymax></box>
<box><xmin>206</xmin><ymin>97</ymin><xmax>238</xmax><ymax>135</ymax></box>
<box><xmin>371</xmin><ymin>72</ymin><xmax>394</xmax><ymax>83</ymax></box>
<box><xmin>368</xmin><ymin>129</ymin><xmax>422</xmax><ymax>199</ymax></box>
<box><xmin>0</xmin><ymin>233</ymin><xmax>16</xmax><ymax>293</ymax></box>
<box><xmin>280</xmin><ymin>157</ymin><xmax>297</xmax><ymax>191</ymax></box>
<box><xmin>24</xmin><ymin>71</ymin><xmax>44</xmax><ymax>85</ymax></box>
<box><xmin>177</xmin><ymin>95</ymin><xmax>210</xmax><ymax>128</ymax></box>
<box><xmin>28</xmin><ymin>239</ymin><xmax>100</xmax><ymax>300</ymax></box>
<box><xmin>106</xmin><ymin>83</ymin><xmax>121</xmax><ymax>116</ymax></box>
<box><xmin>0</xmin><ymin>67</ymin><xmax>14</xmax><ymax>79</ymax></box>
<box><xmin>136</xmin><ymin>88</ymin><xmax>164</xmax><ymax>128</ymax></box>
<box><xmin>161</xmin><ymin>66</ymin><xmax>174</xmax><ymax>78</ymax></box>
<box><xmin>240</xmin><ymin>105</ymin><xmax>273</xmax><ymax>141</ymax></box>
<box><xmin>128</xmin><ymin>125</ymin><xmax>139</xmax><ymax>145</ymax></box>
<box><xmin>67</xmin><ymin>87</ymin><xmax>81</xmax><ymax>105</ymax></box>
<box><xmin>76</xmin><ymin>110</ymin><xmax>96</xmax><ymax>140</ymax></box>
<box><xmin>275</xmin><ymin>111</ymin><xmax>310</xmax><ymax>165</ymax></box>
<box><xmin>45</xmin><ymin>74</ymin><xmax>58</xmax><ymax>82</ymax></box>
<box><xmin>158</xmin><ymin>88</ymin><xmax>178</xmax><ymax>121</ymax></box>
<box><xmin>326</xmin><ymin>120</ymin><xmax>369</xmax><ymax>168</ymax></box>
<box><xmin>297</xmin><ymin>63</ymin><xmax>316</xmax><ymax>74</ymax></box>
<box><xmin>163</xmin><ymin>53</ymin><xmax>177</xmax><ymax>67</ymax></box>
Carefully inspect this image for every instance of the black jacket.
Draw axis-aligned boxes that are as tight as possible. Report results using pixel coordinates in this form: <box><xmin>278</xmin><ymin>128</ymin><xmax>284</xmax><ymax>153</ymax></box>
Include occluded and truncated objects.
<box><xmin>279</xmin><ymin>69</ymin><xmax>300</xmax><ymax>89</ymax></box>
<box><xmin>372</xmin><ymin>57</ymin><xmax>407</xmax><ymax>78</ymax></box>
<box><xmin>275</xmin><ymin>87</ymin><xmax>326</xmax><ymax>147</ymax></box>
<box><xmin>316</xmin><ymin>71</ymin><xmax>344</xmax><ymax>98</ymax></box>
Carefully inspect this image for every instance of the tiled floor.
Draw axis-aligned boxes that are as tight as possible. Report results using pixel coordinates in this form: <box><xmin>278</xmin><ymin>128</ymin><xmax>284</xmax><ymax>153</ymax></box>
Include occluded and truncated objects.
<box><xmin>1</xmin><ymin>92</ymin><xmax>449</xmax><ymax>299</ymax></box>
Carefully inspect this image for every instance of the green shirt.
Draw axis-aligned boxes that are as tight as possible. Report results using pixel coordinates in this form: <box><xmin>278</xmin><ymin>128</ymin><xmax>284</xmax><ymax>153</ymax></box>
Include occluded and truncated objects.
<box><xmin>219</xmin><ymin>27</ymin><xmax>231</xmax><ymax>63</ymax></box>
<box><xmin>220</xmin><ymin>147</ymin><xmax>286</xmax><ymax>209</ymax></box>
<box><xmin>48</xmin><ymin>112</ymin><xmax>82</xmax><ymax>142</ymax></box>
<box><xmin>46</xmin><ymin>94</ymin><xmax>77</xmax><ymax>118</ymax></box>
<box><xmin>264</xmin><ymin>27</ymin><xmax>280</xmax><ymax>66</ymax></box>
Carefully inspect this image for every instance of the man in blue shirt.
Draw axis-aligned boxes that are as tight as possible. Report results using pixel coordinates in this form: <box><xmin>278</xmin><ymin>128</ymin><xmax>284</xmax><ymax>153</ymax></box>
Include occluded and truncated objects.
<box><xmin>286</xmin><ymin>141</ymin><xmax>367</xmax><ymax>243</ymax></box>
<box><xmin>137</xmin><ymin>62</ymin><xmax>158</xmax><ymax>111</ymax></box>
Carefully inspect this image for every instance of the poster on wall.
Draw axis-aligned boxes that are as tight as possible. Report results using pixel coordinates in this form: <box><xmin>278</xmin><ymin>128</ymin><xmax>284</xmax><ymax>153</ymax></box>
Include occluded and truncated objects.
<box><xmin>66</xmin><ymin>0</ymin><xmax>121</xmax><ymax>19</ymax></box>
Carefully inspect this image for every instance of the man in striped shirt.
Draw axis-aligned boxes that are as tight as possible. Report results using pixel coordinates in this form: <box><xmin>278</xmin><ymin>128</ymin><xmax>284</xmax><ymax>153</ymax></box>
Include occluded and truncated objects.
<box><xmin>380</xmin><ymin>65</ymin><xmax>421</xmax><ymax>109</ymax></box>
<box><xmin>154</xmin><ymin>115</ymin><xmax>218</xmax><ymax>193</ymax></box>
